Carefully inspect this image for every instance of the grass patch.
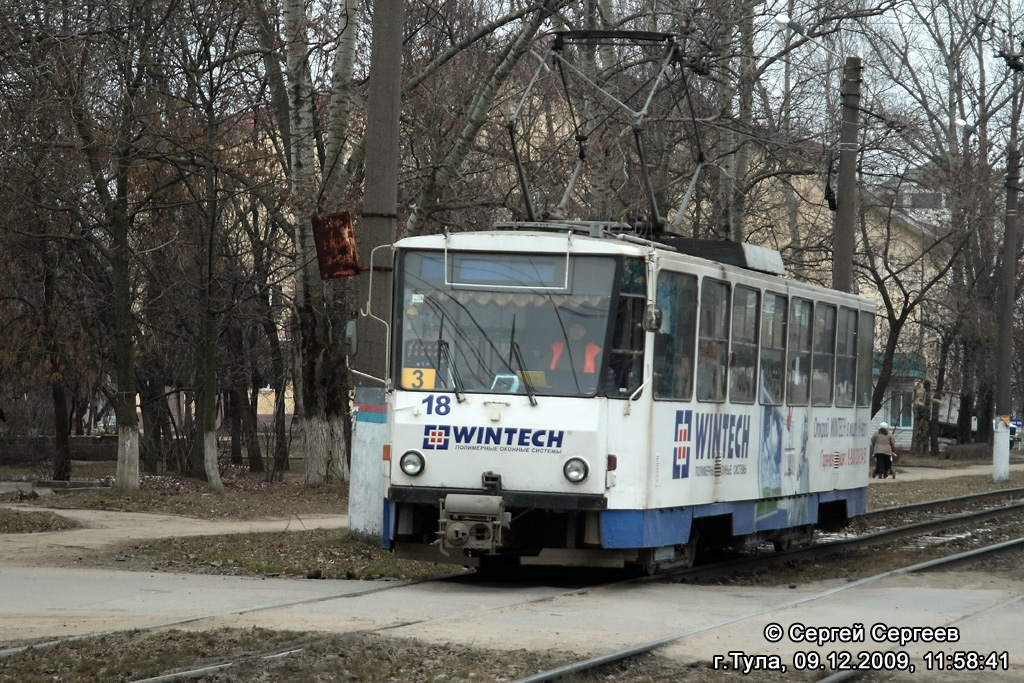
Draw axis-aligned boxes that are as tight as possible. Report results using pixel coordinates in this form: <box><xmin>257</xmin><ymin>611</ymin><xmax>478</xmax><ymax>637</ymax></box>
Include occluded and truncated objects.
<box><xmin>866</xmin><ymin>470</ymin><xmax>1024</xmax><ymax>510</ymax></box>
<box><xmin>1</xmin><ymin>476</ymin><xmax>347</xmax><ymax>520</ymax></box>
<box><xmin>127</xmin><ymin>529</ymin><xmax>462</xmax><ymax>581</ymax></box>
<box><xmin>0</xmin><ymin>507</ymin><xmax>80</xmax><ymax>534</ymax></box>
<box><xmin>0</xmin><ymin>460</ymin><xmax>118</xmax><ymax>482</ymax></box>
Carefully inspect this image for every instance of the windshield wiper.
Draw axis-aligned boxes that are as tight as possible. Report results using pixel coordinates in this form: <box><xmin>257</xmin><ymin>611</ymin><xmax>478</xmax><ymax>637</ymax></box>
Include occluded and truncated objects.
<box><xmin>509</xmin><ymin>339</ymin><xmax>538</xmax><ymax>406</ymax></box>
<box><xmin>508</xmin><ymin>316</ymin><xmax>537</xmax><ymax>406</ymax></box>
<box><xmin>438</xmin><ymin>339</ymin><xmax>466</xmax><ymax>402</ymax></box>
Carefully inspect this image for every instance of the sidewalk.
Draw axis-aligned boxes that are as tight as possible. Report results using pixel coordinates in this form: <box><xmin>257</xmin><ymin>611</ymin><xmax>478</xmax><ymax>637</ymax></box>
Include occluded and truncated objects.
<box><xmin>879</xmin><ymin>461</ymin><xmax>1024</xmax><ymax>482</ymax></box>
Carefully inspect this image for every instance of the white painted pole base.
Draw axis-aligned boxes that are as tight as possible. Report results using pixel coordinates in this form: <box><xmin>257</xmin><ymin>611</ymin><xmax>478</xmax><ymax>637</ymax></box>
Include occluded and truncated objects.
<box><xmin>993</xmin><ymin>417</ymin><xmax>1010</xmax><ymax>483</ymax></box>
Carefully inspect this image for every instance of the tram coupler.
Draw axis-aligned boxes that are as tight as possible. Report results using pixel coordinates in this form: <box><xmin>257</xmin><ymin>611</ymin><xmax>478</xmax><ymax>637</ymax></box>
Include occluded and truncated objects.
<box><xmin>438</xmin><ymin>494</ymin><xmax>511</xmax><ymax>554</ymax></box>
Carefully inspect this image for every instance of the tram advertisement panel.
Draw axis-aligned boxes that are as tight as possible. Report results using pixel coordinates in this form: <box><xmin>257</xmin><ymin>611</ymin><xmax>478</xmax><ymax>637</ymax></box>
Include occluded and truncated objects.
<box><xmin>650</xmin><ymin>402</ymin><xmax>869</xmax><ymax>510</ymax></box>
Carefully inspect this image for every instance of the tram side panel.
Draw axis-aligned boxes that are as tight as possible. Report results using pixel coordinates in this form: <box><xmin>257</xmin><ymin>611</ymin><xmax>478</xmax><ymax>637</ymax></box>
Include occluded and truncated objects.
<box><xmin>646</xmin><ymin>401</ymin><xmax>870</xmax><ymax>543</ymax></box>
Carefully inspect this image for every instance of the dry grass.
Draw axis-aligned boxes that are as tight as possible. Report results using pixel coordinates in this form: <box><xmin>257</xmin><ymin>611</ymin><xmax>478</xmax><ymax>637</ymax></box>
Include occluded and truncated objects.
<box><xmin>0</xmin><ymin>506</ymin><xmax>81</xmax><ymax>534</ymax></box>
<box><xmin>866</xmin><ymin>470</ymin><xmax>1024</xmax><ymax>510</ymax></box>
<box><xmin>1</xmin><ymin>466</ymin><xmax>347</xmax><ymax>520</ymax></box>
<box><xmin>108</xmin><ymin>529</ymin><xmax>464</xmax><ymax>581</ymax></box>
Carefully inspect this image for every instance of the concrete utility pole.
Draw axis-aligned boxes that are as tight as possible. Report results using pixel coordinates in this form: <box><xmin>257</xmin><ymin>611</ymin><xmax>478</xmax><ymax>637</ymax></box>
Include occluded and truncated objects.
<box><xmin>773</xmin><ymin>16</ymin><xmax>861</xmax><ymax>293</ymax></box>
<box><xmin>358</xmin><ymin>7</ymin><xmax>404</xmax><ymax>360</ymax></box>
<box><xmin>350</xmin><ymin>5</ymin><xmax>405</xmax><ymax>537</ymax></box>
<box><xmin>833</xmin><ymin>57</ymin><xmax>861</xmax><ymax>294</ymax></box>
<box><xmin>993</xmin><ymin>142</ymin><xmax>1019</xmax><ymax>483</ymax></box>
<box><xmin>997</xmin><ymin>143</ymin><xmax>1020</xmax><ymax>420</ymax></box>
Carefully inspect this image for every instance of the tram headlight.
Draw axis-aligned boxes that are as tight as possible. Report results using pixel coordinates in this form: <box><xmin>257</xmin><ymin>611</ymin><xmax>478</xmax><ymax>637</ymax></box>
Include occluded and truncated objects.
<box><xmin>399</xmin><ymin>450</ymin><xmax>426</xmax><ymax>477</ymax></box>
<box><xmin>563</xmin><ymin>457</ymin><xmax>589</xmax><ymax>483</ymax></box>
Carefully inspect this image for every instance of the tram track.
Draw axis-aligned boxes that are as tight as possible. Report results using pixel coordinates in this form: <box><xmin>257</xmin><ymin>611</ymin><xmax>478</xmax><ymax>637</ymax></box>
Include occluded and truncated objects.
<box><xmin>859</xmin><ymin>485</ymin><xmax>1024</xmax><ymax>525</ymax></box>
<box><xmin>647</xmin><ymin>489</ymin><xmax>1024</xmax><ymax>585</ymax></box>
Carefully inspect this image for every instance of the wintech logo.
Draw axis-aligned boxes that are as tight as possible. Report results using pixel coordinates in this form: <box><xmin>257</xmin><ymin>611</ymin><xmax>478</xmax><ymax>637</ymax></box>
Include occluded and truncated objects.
<box><xmin>422</xmin><ymin>425</ymin><xmax>450</xmax><ymax>450</ymax></box>
<box><xmin>421</xmin><ymin>424</ymin><xmax>565</xmax><ymax>451</ymax></box>
<box><xmin>673</xmin><ymin>410</ymin><xmax>692</xmax><ymax>479</ymax></box>
<box><xmin>671</xmin><ymin>410</ymin><xmax>751</xmax><ymax>480</ymax></box>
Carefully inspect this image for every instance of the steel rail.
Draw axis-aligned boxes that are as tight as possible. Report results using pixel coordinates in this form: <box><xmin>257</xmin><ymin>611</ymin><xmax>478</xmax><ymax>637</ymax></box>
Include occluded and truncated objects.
<box><xmin>859</xmin><ymin>485</ymin><xmax>1024</xmax><ymax>523</ymax></box>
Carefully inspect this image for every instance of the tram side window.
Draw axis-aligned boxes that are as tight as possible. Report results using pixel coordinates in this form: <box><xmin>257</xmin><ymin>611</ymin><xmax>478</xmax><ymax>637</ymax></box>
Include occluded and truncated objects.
<box><xmin>654</xmin><ymin>271</ymin><xmax>698</xmax><ymax>400</ymax></box>
<box><xmin>760</xmin><ymin>292</ymin><xmax>786</xmax><ymax>405</ymax></box>
<box><xmin>856</xmin><ymin>311</ymin><xmax>875</xmax><ymax>407</ymax></box>
<box><xmin>730</xmin><ymin>286</ymin><xmax>759</xmax><ymax>403</ymax></box>
<box><xmin>697</xmin><ymin>279</ymin><xmax>730</xmax><ymax>402</ymax></box>
<box><xmin>607</xmin><ymin>258</ymin><xmax>647</xmax><ymax>399</ymax></box>
<box><xmin>812</xmin><ymin>303</ymin><xmax>837</xmax><ymax>406</ymax></box>
<box><xmin>787</xmin><ymin>298</ymin><xmax>812</xmax><ymax>405</ymax></box>
<box><xmin>835</xmin><ymin>308</ymin><xmax>858</xmax><ymax>407</ymax></box>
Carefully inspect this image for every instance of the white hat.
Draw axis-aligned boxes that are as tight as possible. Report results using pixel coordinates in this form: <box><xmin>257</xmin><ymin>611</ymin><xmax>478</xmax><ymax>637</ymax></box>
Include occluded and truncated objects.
<box><xmin>879</xmin><ymin>422</ymin><xmax>889</xmax><ymax>430</ymax></box>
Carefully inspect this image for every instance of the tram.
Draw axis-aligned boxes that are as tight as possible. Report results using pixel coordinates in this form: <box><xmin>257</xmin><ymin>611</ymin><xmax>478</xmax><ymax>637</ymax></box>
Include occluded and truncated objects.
<box><xmin>381</xmin><ymin>221</ymin><xmax>875</xmax><ymax>572</ymax></box>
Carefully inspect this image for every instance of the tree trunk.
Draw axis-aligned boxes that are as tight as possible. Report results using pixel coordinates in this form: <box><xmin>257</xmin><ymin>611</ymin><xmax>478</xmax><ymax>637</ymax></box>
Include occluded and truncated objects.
<box><xmin>51</xmin><ymin>383</ymin><xmax>71</xmax><ymax>481</ymax></box>
<box><xmin>112</xmin><ymin>209</ymin><xmax>140</xmax><ymax>490</ymax></box>
<box><xmin>229</xmin><ymin>389</ymin><xmax>244</xmax><ymax>466</ymax></box>
<box><xmin>910</xmin><ymin>381</ymin><xmax>931</xmax><ymax>456</ymax></box>
<box><xmin>957</xmin><ymin>389</ymin><xmax>973</xmax><ymax>444</ymax></box>
<box><xmin>244</xmin><ymin>386</ymin><xmax>265</xmax><ymax>473</ymax></box>
<box><xmin>976</xmin><ymin>381</ymin><xmax>994</xmax><ymax>444</ymax></box>
<box><xmin>283</xmin><ymin>0</ymin><xmax>349</xmax><ymax>484</ymax></box>
<box><xmin>260</xmin><ymin>313</ymin><xmax>289</xmax><ymax>477</ymax></box>
<box><xmin>138</xmin><ymin>378</ymin><xmax>164</xmax><ymax>474</ymax></box>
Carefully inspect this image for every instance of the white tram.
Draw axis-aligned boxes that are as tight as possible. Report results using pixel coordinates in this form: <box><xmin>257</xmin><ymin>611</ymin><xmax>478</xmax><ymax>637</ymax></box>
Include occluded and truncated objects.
<box><xmin>382</xmin><ymin>221</ymin><xmax>875</xmax><ymax>572</ymax></box>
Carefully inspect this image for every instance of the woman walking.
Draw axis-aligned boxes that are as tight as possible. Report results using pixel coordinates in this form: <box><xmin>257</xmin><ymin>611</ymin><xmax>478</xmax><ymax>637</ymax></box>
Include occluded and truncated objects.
<box><xmin>870</xmin><ymin>423</ymin><xmax>896</xmax><ymax>479</ymax></box>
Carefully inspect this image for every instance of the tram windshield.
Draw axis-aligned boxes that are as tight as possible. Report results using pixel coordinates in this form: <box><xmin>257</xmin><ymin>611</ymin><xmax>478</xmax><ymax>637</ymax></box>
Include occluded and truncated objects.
<box><xmin>396</xmin><ymin>250</ymin><xmax>624</xmax><ymax>398</ymax></box>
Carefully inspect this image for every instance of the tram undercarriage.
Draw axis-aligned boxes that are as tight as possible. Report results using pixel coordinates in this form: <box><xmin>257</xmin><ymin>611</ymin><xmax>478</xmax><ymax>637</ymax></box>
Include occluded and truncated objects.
<box><xmin>388</xmin><ymin>494</ymin><xmax>833</xmax><ymax>572</ymax></box>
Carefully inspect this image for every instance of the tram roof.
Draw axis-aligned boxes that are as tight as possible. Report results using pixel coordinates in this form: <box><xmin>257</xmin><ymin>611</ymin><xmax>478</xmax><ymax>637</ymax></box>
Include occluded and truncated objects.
<box><xmin>395</xmin><ymin>225</ymin><xmax>873</xmax><ymax>307</ymax></box>
<box><xmin>395</xmin><ymin>221</ymin><xmax>785</xmax><ymax>276</ymax></box>
<box><xmin>395</xmin><ymin>228</ymin><xmax>638</xmax><ymax>256</ymax></box>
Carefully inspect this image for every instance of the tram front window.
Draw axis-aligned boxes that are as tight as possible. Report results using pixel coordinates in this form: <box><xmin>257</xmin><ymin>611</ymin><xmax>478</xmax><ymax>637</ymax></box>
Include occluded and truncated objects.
<box><xmin>397</xmin><ymin>251</ymin><xmax>618</xmax><ymax>397</ymax></box>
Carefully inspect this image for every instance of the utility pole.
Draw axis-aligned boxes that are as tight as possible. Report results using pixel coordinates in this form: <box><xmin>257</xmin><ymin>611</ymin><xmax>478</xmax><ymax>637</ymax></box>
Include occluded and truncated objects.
<box><xmin>997</xmin><ymin>142</ymin><xmax>1020</xmax><ymax>419</ymax></box>
<box><xmin>773</xmin><ymin>16</ymin><xmax>861</xmax><ymax>293</ymax></box>
<box><xmin>833</xmin><ymin>57</ymin><xmax>861</xmax><ymax>294</ymax></box>
<box><xmin>992</xmin><ymin>141</ymin><xmax>1019</xmax><ymax>483</ymax></box>
<box><xmin>358</xmin><ymin>2</ymin><xmax>404</xmax><ymax>365</ymax></box>
<box><xmin>350</xmin><ymin>2</ymin><xmax>404</xmax><ymax>537</ymax></box>
<box><xmin>994</xmin><ymin>46</ymin><xmax>1021</xmax><ymax>482</ymax></box>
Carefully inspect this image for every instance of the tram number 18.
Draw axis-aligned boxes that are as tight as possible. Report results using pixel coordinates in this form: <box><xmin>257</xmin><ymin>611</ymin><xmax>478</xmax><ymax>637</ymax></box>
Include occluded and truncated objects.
<box><xmin>422</xmin><ymin>395</ymin><xmax>452</xmax><ymax>415</ymax></box>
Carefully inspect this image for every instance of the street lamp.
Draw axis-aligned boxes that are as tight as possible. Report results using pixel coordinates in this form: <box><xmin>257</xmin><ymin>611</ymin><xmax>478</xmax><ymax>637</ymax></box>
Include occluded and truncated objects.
<box><xmin>956</xmin><ymin>117</ymin><xmax>1018</xmax><ymax>482</ymax></box>
<box><xmin>775</xmin><ymin>15</ymin><xmax>862</xmax><ymax>294</ymax></box>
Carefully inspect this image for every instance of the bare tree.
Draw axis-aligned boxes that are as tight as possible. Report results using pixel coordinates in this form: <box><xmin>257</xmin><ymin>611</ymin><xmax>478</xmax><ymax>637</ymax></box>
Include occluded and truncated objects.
<box><xmin>854</xmin><ymin>0</ymin><xmax>1024</xmax><ymax>433</ymax></box>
